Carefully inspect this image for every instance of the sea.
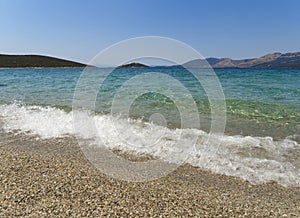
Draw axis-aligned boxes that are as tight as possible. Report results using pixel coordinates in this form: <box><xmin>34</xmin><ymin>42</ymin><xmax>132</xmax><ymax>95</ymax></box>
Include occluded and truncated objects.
<box><xmin>0</xmin><ymin>67</ymin><xmax>299</xmax><ymax>186</ymax></box>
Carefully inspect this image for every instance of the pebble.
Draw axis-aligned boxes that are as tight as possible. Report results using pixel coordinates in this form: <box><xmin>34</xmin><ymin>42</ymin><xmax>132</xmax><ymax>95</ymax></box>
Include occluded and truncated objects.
<box><xmin>0</xmin><ymin>136</ymin><xmax>299</xmax><ymax>217</ymax></box>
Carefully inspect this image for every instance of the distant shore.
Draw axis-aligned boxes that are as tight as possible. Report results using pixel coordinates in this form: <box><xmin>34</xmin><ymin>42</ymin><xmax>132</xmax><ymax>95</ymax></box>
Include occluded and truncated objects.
<box><xmin>0</xmin><ymin>54</ymin><xmax>94</xmax><ymax>68</ymax></box>
<box><xmin>0</xmin><ymin>66</ymin><xmax>95</xmax><ymax>69</ymax></box>
<box><xmin>2</xmin><ymin>51</ymin><xmax>300</xmax><ymax>68</ymax></box>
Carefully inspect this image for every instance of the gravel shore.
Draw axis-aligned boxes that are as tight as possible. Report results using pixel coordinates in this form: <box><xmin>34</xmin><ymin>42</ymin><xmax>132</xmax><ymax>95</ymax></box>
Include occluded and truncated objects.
<box><xmin>0</xmin><ymin>135</ymin><xmax>299</xmax><ymax>217</ymax></box>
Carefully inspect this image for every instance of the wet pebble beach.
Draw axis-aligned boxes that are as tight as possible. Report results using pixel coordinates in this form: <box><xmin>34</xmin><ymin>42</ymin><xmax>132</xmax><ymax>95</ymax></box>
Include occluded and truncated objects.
<box><xmin>0</xmin><ymin>135</ymin><xmax>299</xmax><ymax>217</ymax></box>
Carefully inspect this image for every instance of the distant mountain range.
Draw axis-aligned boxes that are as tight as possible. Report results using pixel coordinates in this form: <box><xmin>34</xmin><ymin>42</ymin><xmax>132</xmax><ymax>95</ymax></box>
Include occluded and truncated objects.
<box><xmin>1</xmin><ymin>52</ymin><xmax>300</xmax><ymax>68</ymax></box>
<box><xmin>182</xmin><ymin>52</ymin><xmax>300</xmax><ymax>68</ymax></box>
<box><xmin>0</xmin><ymin>54</ymin><xmax>92</xmax><ymax>68</ymax></box>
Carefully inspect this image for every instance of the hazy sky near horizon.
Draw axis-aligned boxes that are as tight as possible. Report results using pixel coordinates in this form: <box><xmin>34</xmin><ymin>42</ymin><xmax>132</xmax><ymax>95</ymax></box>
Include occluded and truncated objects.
<box><xmin>1</xmin><ymin>0</ymin><xmax>300</xmax><ymax>63</ymax></box>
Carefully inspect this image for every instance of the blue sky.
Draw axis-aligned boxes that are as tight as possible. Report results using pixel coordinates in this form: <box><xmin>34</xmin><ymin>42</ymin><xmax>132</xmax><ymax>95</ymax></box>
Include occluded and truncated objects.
<box><xmin>1</xmin><ymin>0</ymin><xmax>300</xmax><ymax>63</ymax></box>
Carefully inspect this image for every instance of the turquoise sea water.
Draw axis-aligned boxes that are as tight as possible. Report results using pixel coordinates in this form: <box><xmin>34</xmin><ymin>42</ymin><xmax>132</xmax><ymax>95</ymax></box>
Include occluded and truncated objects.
<box><xmin>0</xmin><ymin>67</ymin><xmax>299</xmax><ymax>186</ymax></box>
<box><xmin>0</xmin><ymin>68</ymin><xmax>298</xmax><ymax>139</ymax></box>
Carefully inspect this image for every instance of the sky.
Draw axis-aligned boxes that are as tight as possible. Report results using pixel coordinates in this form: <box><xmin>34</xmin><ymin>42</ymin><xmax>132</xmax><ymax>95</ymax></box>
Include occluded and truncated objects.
<box><xmin>1</xmin><ymin>0</ymin><xmax>300</xmax><ymax>64</ymax></box>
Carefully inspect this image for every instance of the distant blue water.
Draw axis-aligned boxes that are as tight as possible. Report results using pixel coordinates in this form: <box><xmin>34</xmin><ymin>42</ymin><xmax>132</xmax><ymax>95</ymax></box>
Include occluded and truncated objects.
<box><xmin>0</xmin><ymin>67</ymin><xmax>299</xmax><ymax>138</ymax></box>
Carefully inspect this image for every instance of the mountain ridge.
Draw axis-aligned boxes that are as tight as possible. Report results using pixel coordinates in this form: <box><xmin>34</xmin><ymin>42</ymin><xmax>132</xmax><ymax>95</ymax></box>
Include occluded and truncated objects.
<box><xmin>1</xmin><ymin>52</ymin><xmax>300</xmax><ymax>68</ymax></box>
<box><xmin>183</xmin><ymin>52</ymin><xmax>300</xmax><ymax>68</ymax></box>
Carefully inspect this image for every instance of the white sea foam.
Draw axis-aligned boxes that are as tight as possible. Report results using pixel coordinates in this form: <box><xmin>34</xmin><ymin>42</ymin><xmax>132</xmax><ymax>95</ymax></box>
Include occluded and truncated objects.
<box><xmin>0</xmin><ymin>104</ymin><xmax>75</xmax><ymax>138</ymax></box>
<box><xmin>0</xmin><ymin>103</ymin><xmax>299</xmax><ymax>187</ymax></box>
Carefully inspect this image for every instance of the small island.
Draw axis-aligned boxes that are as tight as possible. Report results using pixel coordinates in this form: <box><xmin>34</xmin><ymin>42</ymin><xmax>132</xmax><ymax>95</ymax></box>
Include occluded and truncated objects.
<box><xmin>117</xmin><ymin>62</ymin><xmax>149</xmax><ymax>68</ymax></box>
<box><xmin>0</xmin><ymin>54</ymin><xmax>93</xmax><ymax>68</ymax></box>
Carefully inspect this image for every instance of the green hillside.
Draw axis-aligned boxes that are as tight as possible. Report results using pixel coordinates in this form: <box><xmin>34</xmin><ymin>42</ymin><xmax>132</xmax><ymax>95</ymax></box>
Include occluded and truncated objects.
<box><xmin>0</xmin><ymin>54</ymin><xmax>92</xmax><ymax>68</ymax></box>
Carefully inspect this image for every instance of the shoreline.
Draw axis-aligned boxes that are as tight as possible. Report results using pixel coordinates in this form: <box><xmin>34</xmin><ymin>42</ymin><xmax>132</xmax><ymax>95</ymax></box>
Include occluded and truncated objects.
<box><xmin>0</xmin><ymin>134</ymin><xmax>299</xmax><ymax>216</ymax></box>
<box><xmin>0</xmin><ymin>66</ymin><xmax>95</xmax><ymax>69</ymax></box>
<box><xmin>2</xmin><ymin>66</ymin><xmax>300</xmax><ymax>69</ymax></box>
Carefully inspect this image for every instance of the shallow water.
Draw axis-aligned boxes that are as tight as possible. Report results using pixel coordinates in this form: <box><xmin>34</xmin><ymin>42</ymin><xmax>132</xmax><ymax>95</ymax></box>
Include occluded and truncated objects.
<box><xmin>0</xmin><ymin>67</ymin><xmax>299</xmax><ymax>186</ymax></box>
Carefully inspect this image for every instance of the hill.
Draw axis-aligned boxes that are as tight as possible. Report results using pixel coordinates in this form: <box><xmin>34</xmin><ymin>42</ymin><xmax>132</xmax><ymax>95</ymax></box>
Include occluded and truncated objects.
<box><xmin>182</xmin><ymin>52</ymin><xmax>300</xmax><ymax>68</ymax></box>
<box><xmin>117</xmin><ymin>62</ymin><xmax>149</xmax><ymax>68</ymax></box>
<box><xmin>0</xmin><ymin>54</ymin><xmax>92</xmax><ymax>68</ymax></box>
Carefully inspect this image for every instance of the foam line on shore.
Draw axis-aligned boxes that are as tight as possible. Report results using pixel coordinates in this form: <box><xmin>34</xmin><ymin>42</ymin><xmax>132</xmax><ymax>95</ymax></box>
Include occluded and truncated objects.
<box><xmin>0</xmin><ymin>103</ymin><xmax>299</xmax><ymax>187</ymax></box>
